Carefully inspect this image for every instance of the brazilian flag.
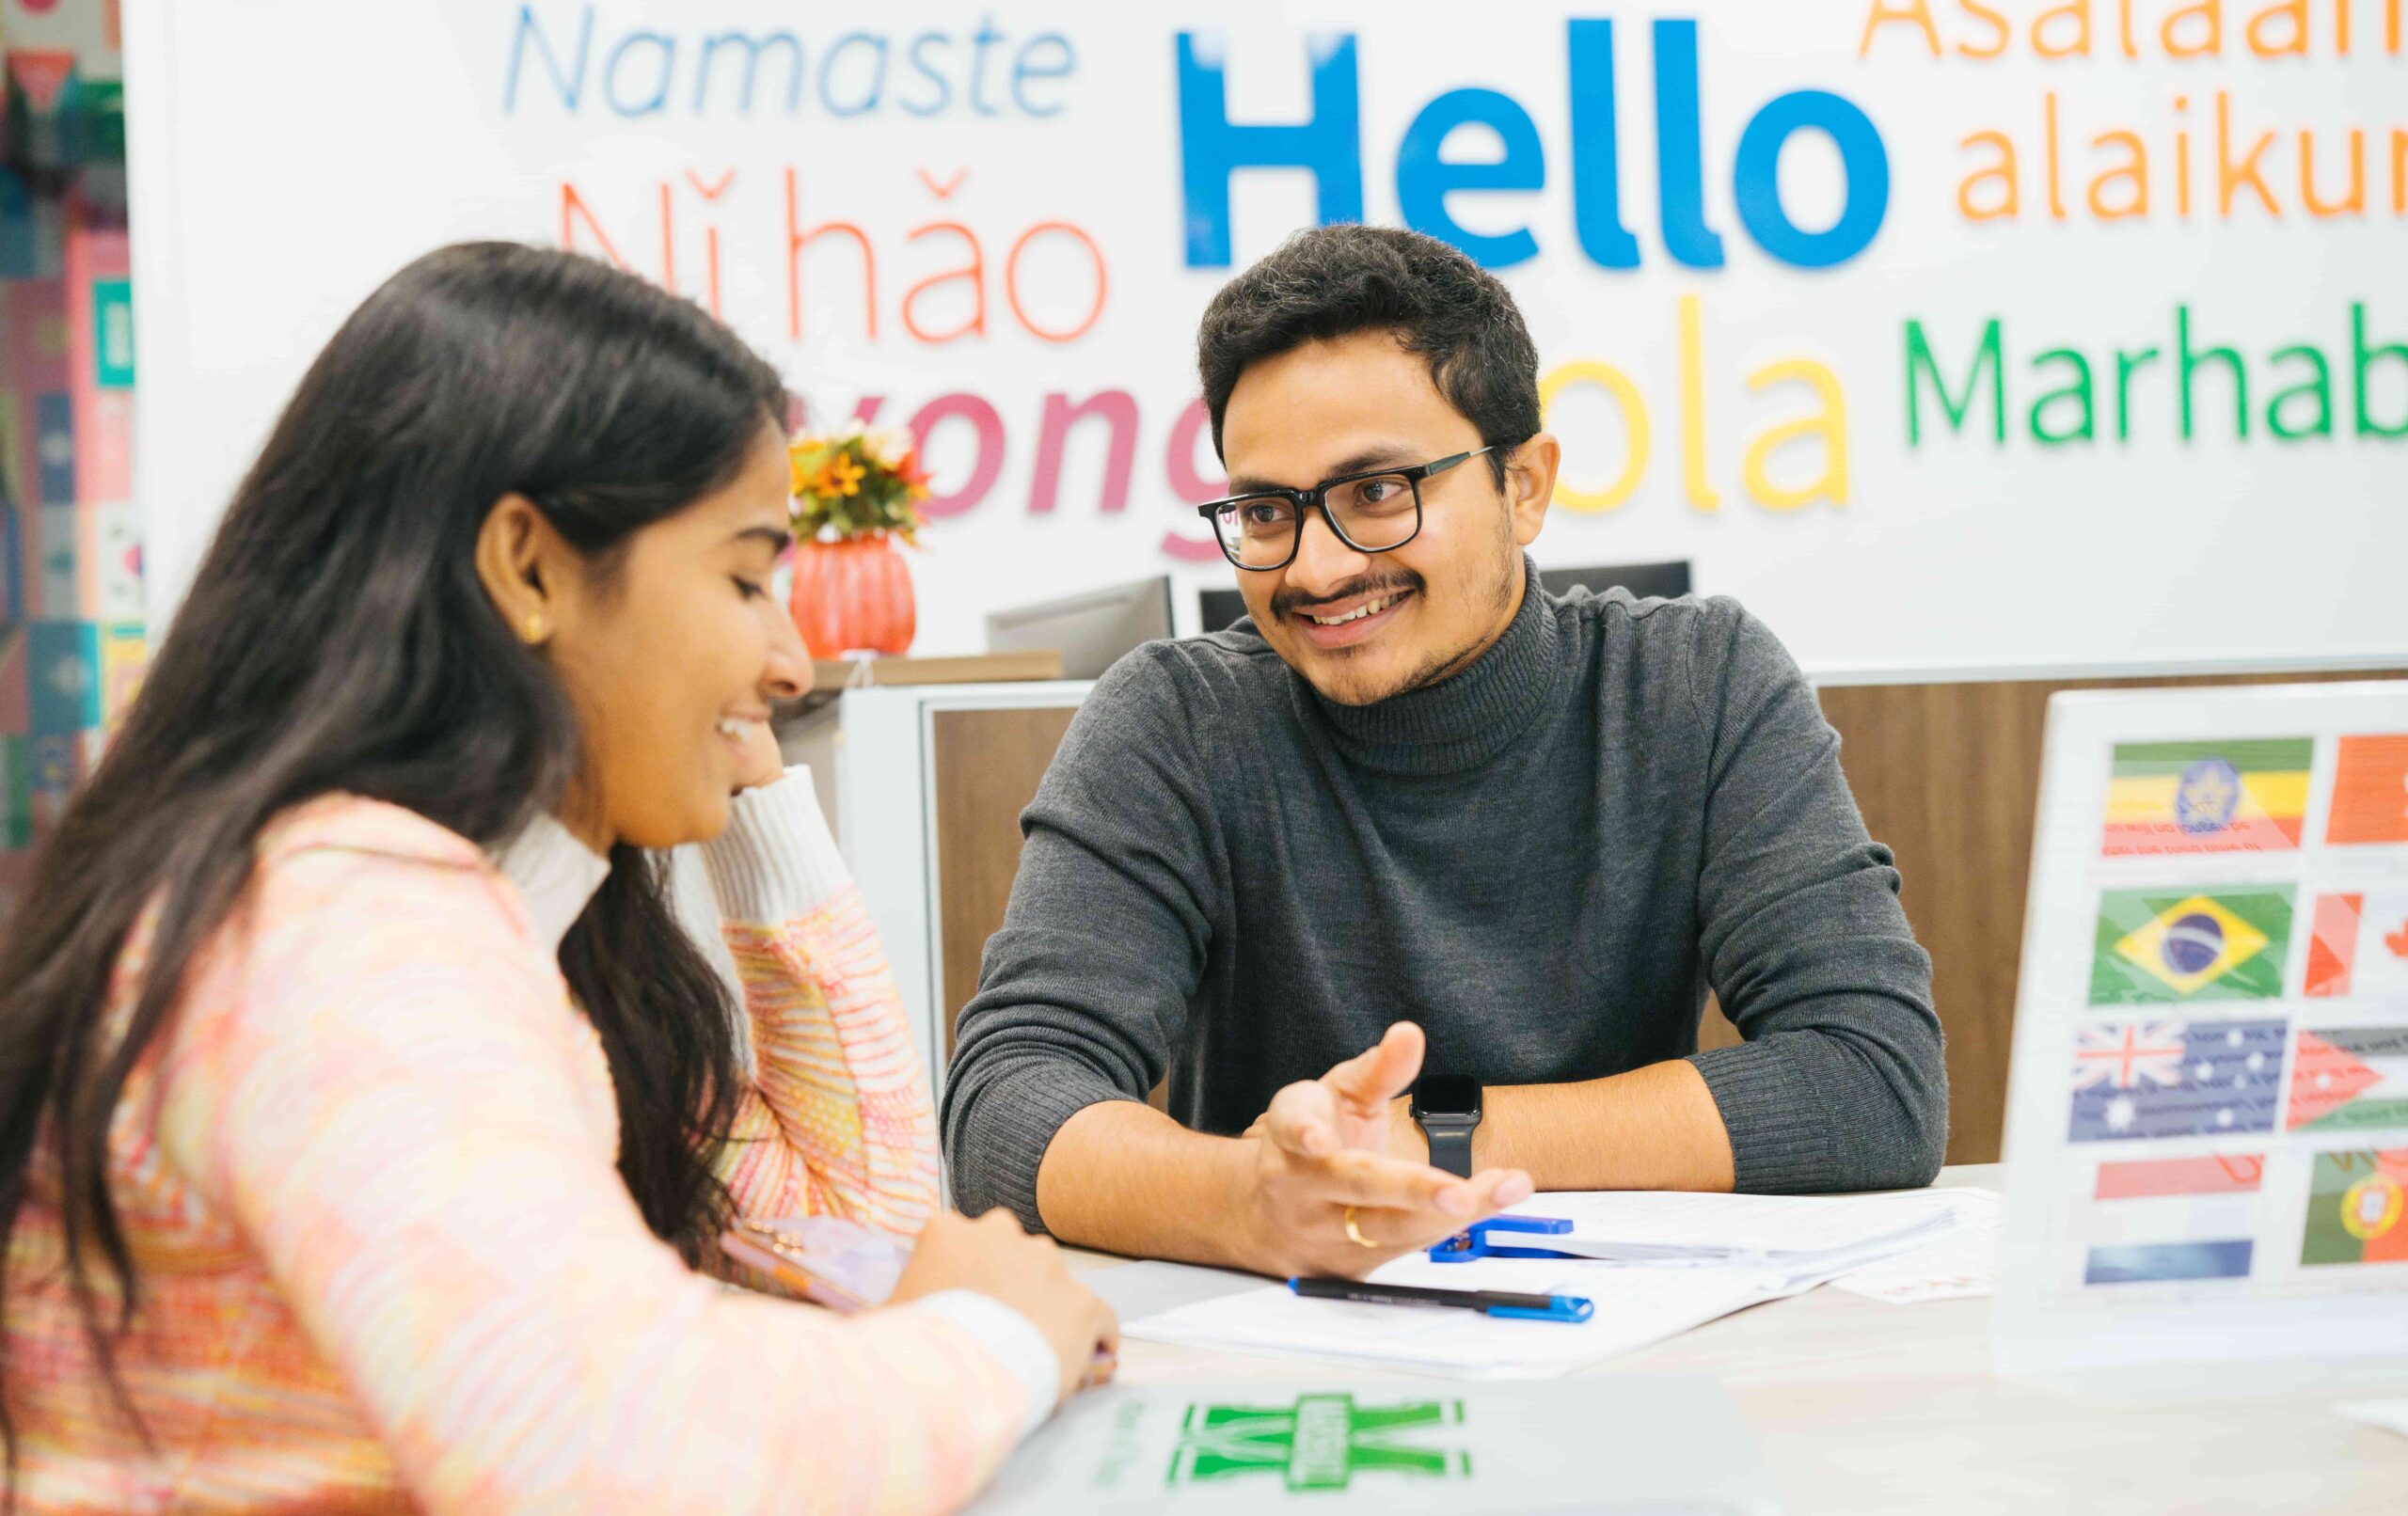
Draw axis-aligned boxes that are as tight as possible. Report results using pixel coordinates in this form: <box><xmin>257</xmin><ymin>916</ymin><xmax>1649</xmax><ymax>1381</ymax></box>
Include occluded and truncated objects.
<box><xmin>2089</xmin><ymin>887</ymin><xmax>2294</xmax><ymax>1004</ymax></box>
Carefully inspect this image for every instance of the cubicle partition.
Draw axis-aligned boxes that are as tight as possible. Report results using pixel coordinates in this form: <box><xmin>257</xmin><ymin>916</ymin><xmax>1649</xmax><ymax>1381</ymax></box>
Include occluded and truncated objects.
<box><xmin>804</xmin><ymin>683</ymin><xmax>1093</xmax><ymax>1094</ymax></box>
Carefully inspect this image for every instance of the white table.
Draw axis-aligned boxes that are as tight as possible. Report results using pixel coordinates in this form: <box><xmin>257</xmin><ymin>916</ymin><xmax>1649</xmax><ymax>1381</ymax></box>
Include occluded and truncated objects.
<box><xmin>1065</xmin><ymin>1165</ymin><xmax>2408</xmax><ymax>1514</ymax></box>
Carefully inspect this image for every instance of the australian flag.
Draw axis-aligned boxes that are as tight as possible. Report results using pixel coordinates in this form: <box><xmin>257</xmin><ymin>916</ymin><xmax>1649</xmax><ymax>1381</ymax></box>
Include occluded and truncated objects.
<box><xmin>2068</xmin><ymin>1019</ymin><xmax>2287</xmax><ymax>1143</ymax></box>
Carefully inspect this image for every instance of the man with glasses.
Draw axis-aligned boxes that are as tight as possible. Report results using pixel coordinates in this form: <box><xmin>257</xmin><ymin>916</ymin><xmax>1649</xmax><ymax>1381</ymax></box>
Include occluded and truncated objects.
<box><xmin>943</xmin><ymin>225</ymin><xmax>1945</xmax><ymax>1278</ymax></box>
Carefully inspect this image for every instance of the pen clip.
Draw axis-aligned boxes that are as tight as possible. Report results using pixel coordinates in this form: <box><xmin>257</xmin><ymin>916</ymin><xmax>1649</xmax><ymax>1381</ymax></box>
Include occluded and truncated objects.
<box><xmin>1428</xmin><ymin>1214</ymin><xmax>1576</xmax><ymax>1264</ymax></box>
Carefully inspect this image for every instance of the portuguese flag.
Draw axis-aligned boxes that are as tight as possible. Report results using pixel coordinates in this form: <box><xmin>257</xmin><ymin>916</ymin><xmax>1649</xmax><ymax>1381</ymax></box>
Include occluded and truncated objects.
<box><xmin>2089</xmin><ymin>887</ymin><xmax>2293</xmax><ymax>1004</ymax></box>
<box><xmin>2101</xmin><ymin>739</ymin><xmax>2313</xmax><ymax>856</ymax></box>
<box><xmin>2300</xmin><ymin>1149</ymin><xmax>2408</xmax><ymax>1267</ymax></box>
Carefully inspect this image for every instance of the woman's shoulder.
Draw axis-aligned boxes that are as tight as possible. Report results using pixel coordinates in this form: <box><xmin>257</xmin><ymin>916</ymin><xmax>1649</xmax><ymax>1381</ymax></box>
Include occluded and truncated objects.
<box><xmin>235</xmin><ymin>794</ymin><xmax>545</xmax><ymax>961</ymax></box>
<box><xmin>257</xmin><ymin>793</ymin><xmax>490</xmax><ymax>873</ymax></box>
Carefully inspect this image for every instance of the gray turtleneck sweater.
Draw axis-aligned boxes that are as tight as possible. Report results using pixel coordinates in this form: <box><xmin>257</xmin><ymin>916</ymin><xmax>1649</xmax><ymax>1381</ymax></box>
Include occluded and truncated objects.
<box><xmin>943</xmin><ymin>566</ymin><xmax>1947</xmax><ymax>1229</ymax></box>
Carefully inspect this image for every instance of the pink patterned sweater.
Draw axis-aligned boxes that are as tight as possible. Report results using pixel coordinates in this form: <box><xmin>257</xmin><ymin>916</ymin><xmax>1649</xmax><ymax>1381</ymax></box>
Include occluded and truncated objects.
<box><xmin>5</xmin><ymin>773</ymin><xmax>1046</xmax><ymax>1513</ymax></box>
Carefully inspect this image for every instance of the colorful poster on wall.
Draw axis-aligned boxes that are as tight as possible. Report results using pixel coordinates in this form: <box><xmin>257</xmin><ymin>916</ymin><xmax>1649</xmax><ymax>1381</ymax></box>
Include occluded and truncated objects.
<box><xmin>123</xmin><ymin>2</ymin><xmax>2408</xmax><ymax>671</ymax></box>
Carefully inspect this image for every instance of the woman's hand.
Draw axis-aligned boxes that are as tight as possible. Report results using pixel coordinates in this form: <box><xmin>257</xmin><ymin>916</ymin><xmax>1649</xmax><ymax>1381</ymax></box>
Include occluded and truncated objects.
<box><xmin>888</xmin><ymin>1208</ymin><xmax>1119</xmax><ymax>1403</ymax></box>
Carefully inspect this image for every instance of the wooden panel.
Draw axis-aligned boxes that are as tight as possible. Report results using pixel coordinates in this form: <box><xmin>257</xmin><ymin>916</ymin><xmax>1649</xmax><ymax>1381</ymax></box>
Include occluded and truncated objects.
<box><xmin>931</xmin><ymin>707</ymin><xmax>1080</xmax><ymax>1059</ymax></box>
<box><xmin>1820</xmin><ymin>669</ymin><xmax>2408</xmax><ymax>1166</ymax></box>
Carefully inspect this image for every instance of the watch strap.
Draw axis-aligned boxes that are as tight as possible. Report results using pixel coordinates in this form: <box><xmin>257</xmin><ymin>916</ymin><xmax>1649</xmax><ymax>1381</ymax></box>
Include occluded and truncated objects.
<box><xmin>1420</xmin><ymin>1119</ymin><xmax>1476</xmax><ymax>1178</ymax></box>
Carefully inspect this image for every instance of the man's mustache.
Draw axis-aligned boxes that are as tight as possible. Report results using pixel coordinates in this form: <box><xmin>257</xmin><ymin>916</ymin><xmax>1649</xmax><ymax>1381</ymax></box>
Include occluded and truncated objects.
<box><xmin>1270</xmin><ymin>571</ymin><xmax>1425</xmax><ymax>622</ymax></box>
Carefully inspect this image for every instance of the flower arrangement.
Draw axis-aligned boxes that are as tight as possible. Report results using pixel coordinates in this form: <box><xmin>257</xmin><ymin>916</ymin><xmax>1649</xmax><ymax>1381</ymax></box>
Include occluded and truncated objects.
<box><xmin>785</xmin><ymin>423</ymin><xmax>930</xmax><ymax>658</ymax></box>
<box><xmin>787</xmin><ymin>423</ymin><xmax>931</xmax><ymax>545</ymax></box>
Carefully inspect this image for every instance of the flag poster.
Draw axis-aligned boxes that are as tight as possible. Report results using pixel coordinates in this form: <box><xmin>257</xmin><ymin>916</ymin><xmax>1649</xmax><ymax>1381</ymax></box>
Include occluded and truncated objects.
<box><xmin>2100</xmin><ymin>740</ymin><xmax>2312</xmax><ymax>858</ymax></box>
<box><xmin>2300</xmin><ymin>1150</ymin><xmax>2408</xmax><ymax>1269</ymax></box>
<box><xmin>2304</xmin><ymin>893</ymin><xmax>2408</xmax><ymax>1002</ymax></box>
<box><xmin>2328</xmin><ymin>735</ymin><xmax>2408</xmax><ymax>848</ymax></box>
<box><xmin>2068</xmin><ymin>1020</ymin><xmax>2286</xmax><ymax>1144</ymax></box>
<box><xmin>2088</xmin><ymin>889</ymin><xmax>2293</xmax><ymax>1006</ymax></box>
<box><xmin>2002</xmin><ymin>687</ymin><xmax>2408</xmax><ymax>1377</ymax></box>
<box><xmin>2288</xmin><ymin>1027</ymin><xmax>2408</xmax><ymax>1133</ymax></box>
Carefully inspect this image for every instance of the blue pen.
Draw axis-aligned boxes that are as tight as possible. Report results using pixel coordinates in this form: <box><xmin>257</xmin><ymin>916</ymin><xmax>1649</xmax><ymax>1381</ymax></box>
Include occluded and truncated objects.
<box><xmin>1288</xmin><ymin>1275</ymin><xmax>1594</xmax><ymax>1323</ymax></box>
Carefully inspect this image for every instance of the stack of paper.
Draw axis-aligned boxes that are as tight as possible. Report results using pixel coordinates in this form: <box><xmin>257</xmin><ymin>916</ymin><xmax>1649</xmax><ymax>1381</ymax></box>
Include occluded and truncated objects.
<box><xmin>1468</xmin><ymin>1190</ymin><xmax>1966</xmax><ymax>1287</ymax></box>
<box><xmin>1122</xmin><ymin>1189</ymin><xmax>1972</xmax><ymax>1379</ymax></box>
<box><xmin>1826</xmin><ymin>1188</ymin><xmax>2004</xmax><ymax>1304</ymax></box>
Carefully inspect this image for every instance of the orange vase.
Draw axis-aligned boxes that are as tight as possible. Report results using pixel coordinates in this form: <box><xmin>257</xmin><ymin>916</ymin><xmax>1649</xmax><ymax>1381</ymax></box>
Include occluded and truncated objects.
<box><xmin>788</xmin><ymin>533</ymin><xmax>917</xmax><ymax>659</ymax></box>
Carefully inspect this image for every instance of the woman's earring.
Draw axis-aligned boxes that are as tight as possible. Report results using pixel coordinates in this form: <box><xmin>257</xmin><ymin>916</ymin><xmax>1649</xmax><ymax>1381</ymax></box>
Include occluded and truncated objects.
<box><xmin>521</xmin><ymin>612</ymin><xmax>547</xmax><ymax>644</ymax></box>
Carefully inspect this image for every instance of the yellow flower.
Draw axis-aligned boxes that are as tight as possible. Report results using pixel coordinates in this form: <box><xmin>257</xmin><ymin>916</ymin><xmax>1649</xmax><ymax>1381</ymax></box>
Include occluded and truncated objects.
<box><xmin>823</xmin><ymin>454</ymin><xmax>865</xmax><ymax>497</ymax></box>
<box><xmin>788</xmin><ymin>442</ymin><xmax>824</xmax><ymax>497</ymax></box>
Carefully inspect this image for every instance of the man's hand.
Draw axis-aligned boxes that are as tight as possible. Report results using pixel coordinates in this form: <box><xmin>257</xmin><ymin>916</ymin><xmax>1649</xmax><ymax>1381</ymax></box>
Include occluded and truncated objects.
<box><xmin>1236</xmin><ymin>1023</ymin><xmax>1530</xmax><ymax>1279</ymax></box>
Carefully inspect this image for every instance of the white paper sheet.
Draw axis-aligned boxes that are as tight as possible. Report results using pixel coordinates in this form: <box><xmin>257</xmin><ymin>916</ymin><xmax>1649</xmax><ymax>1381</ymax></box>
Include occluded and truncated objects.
<box><xmin>1125</xmin><ymin>1261</ymin><xmax>1800</xmax><ymax>1380</ymax></box>
<box><xmin>1120</xmin><ymin>1189</ymin><xmax>1979</xmax><ymax>1374</ymax></box>
<box><xmin>1826</xmin><ymin>1189</ymin><xmax>2004</xmax><ymax>1304</ymax></box>
<box><xmin>1493</xmin><ymin>1189</ymin><xmax>1961</xmax><ymax>1270</ymax></box>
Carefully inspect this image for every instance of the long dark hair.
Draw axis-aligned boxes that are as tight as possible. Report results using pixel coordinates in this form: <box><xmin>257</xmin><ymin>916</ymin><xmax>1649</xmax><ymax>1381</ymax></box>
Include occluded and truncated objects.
<box><xmin>0</xmin><ymin>243</ymin><xmax>787</xmax><ymax>1462</ymax></box>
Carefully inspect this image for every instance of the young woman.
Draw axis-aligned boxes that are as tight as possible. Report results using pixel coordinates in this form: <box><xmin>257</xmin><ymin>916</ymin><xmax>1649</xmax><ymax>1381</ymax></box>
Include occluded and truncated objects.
<box><xmin>0</xmin><ymin>243</ymin><xmax>1116</xmax><ymax>1513</ymax></box>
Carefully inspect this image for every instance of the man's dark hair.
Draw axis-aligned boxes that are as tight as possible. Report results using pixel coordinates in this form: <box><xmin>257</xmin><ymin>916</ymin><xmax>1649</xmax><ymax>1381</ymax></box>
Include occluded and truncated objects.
<box><xmin>1196</xmin><ymin>225</ymin><xmax>1541</xmax><ymax>487</ymax></box>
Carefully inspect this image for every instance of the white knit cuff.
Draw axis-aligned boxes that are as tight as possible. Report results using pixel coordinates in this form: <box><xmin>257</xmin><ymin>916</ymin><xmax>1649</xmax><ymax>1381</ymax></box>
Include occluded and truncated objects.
<box><xmin>697</xmin><ymin>766</ymin><xmax>849</xmax><ymax>923</ymax></box>
<box><xmin>900</xmin><ymin>1289</ymin><xmax>1059</xmax><ymax>1443</ymax></box>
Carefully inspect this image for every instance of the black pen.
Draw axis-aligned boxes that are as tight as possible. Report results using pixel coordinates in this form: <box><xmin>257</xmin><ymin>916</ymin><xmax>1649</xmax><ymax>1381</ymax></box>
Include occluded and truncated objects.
<box><xmin>1289</xmin><ymin>1275</ymin><xmax>1594</xmax><ymax>1323</ymax></box>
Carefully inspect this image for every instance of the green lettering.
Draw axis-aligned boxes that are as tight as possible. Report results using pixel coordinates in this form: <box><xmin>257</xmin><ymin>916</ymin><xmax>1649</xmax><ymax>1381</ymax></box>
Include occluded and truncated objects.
<box><xmin>2115</xmin><ymin>347</ymin><xmax>2159</xmax><ymax>442</ymax></box>
<box><xmin>2354</xmin><ymin>302</ymin><xmax>2408</xmax><ymax>437</ymax></box>
<box><xmin>2178</xmin><ymin>306</ymin><xmax>2247</xmax><ymax>441</ymax></box>
<box><xmin>2028</xmin><ymin>348</ymin><xmax>2096</xmax><ymax>445</ymax></box>
<box><xmin>2266</xmin><ymin>344</ymin><xmax>2334</xmax><ymax>439</ymax></box>
<box><xmin>1905</xmin><ymin>318</ymin><xmax>2005</xmax><ymax>446</ymax></box>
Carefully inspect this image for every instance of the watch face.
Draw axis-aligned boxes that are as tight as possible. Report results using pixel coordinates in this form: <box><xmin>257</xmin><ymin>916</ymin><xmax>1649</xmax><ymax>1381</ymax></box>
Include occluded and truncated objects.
<box><xmin>1411</xmin><ymin>1074</ymin><xmax>1482</xmax><ymax>1121</ymax></box>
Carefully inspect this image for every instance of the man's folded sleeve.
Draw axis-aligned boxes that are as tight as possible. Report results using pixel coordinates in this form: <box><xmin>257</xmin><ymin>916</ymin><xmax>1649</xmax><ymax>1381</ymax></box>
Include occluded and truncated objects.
<box><xmin>1680</xmin><ymin>602</ymin><xmax>1950</xmax><ymax>1193</ymax></box>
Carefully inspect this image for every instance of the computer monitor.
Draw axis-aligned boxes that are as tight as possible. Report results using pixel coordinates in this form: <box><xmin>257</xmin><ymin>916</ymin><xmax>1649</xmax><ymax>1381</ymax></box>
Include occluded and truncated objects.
<box><xmin>1543</xmin><ymin>561</ymin><xmax>1692</xmax><ymax>601</ymax></box>
<box><xmin>1193</xmin><ymin>561</ymin><xmax>1694</xmax><ymax>636</ymax></box>
<box><xmin>985</xmin><ymin>576</ymin><xmax>1177</xmax><ymax>679</ymax></box>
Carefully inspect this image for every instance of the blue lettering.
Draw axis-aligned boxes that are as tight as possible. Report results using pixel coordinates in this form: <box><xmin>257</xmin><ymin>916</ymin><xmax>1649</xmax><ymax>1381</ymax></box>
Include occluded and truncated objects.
<box><xmin>819</xmin><ymin>33</ymin><xmax>889</xmax><ymax>117</ymax></box>
<box><xmin>605</xmin><ymin>30</ymin><xmax>674</xmax><ymax>117</ymax></box>
<box><xmin>693</xmin><ymin>30</ymin><xmax>803</xmax><ymax>115</ymax></box>
<box><xmin>1651</xmin><ymin>20</ymin><xmax>1723</xmax><ymax>270</ymax></box>
<box><xmin>1733</xmin><ymin>91</ymin><xmax>1890</xmax><ymax>269</ymax></box>
<box><xmin>1176</xmin><ymin>32</ymin><xmax>1365</xmax><ymax>268</ymax></box>
<box><xmin>1012</xmin><ymin>35</ymin><xmax>1074</xmax><ymax>118</ymax></box>
<box><xmin>1566</xmin><ymin>19</ymin><xmax>1639</xmax><ymax>271</ymax></box>
<box><xmin>970</xmin><ymin>15</ymin><xmax>1006</xmax><ymax>116</ymax></box>
<box><xmin>1395</xmin><ymin>88</ymin><xmax>1544</xmax><ymax>269</ymax></box>
<box><xmin>504</xmin><ymin>4</ymin><xmax>593</xmax><ymax>114</ymax></box>
<box><xmin>902</xmin><ymin>32</ymin><xmax>952</xmax><ymax>116</ymax></box>
<box><xmin>1172</xmin><ymin>20</ymin><xmax>1890</xmax><ymax>274</ymax></box>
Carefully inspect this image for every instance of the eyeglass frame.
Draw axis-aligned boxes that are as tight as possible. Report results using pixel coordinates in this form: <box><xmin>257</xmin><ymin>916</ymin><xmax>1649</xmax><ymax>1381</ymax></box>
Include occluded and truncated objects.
<box><xmin>1192</xmin><ymin>445</ymin><xmax>1505</xmax><ymax>573</ymax></box>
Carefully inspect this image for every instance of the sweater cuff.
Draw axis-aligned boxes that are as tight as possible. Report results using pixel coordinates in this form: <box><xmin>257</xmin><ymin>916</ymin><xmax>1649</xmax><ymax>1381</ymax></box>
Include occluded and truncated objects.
<box><xmin>698</xmin><ymin>766</ymin><xmax>848</xmax><ymax>924</ymax></box>
<box><xmin>899</xmin><ymin>1289</ymin><xmax>1058</xmax><ymax>1442</ymax></box>
<box><xmin>1688</xmin><ymin>1041</ymin><xmax>1836</xmax><ymax>1194</ymax></box>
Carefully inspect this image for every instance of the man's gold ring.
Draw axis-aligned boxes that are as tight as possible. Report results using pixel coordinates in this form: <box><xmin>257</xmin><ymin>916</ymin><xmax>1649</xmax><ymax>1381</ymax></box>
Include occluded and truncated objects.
<box><xmin>1342</xmin><ymin>1206</ymin><xmax>1380</xmax><ymax>1249</ymax></box>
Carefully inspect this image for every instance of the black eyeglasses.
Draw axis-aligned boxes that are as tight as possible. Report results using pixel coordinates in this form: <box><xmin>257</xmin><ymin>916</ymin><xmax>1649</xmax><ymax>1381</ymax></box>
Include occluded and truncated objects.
<box><xmin>1195</xmin><ymin>447</ymin><xmax>1500</xmax><ymax>572</ymax></box>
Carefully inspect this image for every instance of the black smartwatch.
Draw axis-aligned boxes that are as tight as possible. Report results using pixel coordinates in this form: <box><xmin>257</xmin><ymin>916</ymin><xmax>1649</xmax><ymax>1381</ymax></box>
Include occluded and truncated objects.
<box><xmin>1409</xmin><ymin>1075</ymin><xmax>1483</xmax><ymax>1178</ymax></box>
